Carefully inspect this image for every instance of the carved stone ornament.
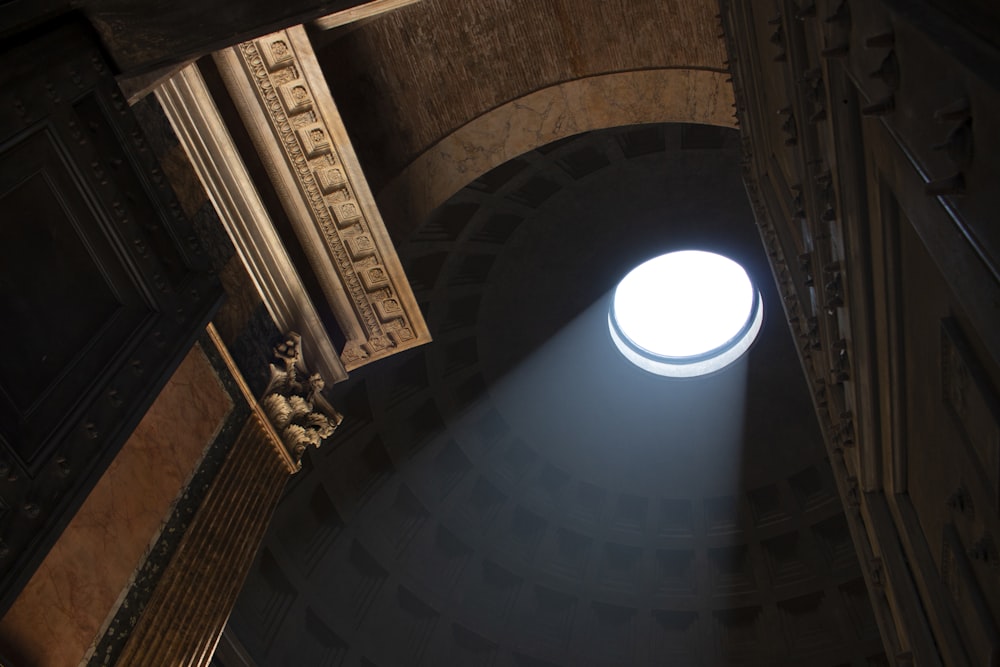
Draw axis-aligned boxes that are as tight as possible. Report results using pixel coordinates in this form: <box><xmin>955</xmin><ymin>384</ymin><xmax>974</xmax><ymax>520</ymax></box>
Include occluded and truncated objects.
<box><xmin>262</xmin><ymin>333</ymin><xmax>343</xmax><ymax>463</ymax></box>
<box><xmin>214</xmin><ymin>27</ymin><xmax>431</xmax><ymax>371</ymax></box>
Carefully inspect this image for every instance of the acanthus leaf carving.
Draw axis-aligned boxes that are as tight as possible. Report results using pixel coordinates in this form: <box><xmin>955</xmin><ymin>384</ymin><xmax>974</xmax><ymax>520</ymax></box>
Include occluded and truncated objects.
<box><xmin>262</xmin><ymin>332</ymin><xmax>343</xmax><ymax>464</ymax></box>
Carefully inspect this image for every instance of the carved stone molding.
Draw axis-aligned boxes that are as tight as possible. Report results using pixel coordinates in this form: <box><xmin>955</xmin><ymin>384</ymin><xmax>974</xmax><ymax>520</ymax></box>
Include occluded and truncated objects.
<box><xmin>214</xmin><ymin>26</ymin><xmax>431</xmax><ymax>370</ymax></box>
<box><xmin>719</xmin><ymin>1</ymin><xmax>1000</xmax><ymax>664</ymax></box>
<box><xmin>155</xmin><ymin>64</ymin><xmax>349</xmax><ymax>384</ymax></box>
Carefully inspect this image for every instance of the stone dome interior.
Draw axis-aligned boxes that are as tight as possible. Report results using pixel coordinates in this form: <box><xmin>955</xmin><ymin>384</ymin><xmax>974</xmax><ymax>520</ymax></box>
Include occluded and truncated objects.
<box><xmin>225</xmin><ymin>124</ymin><xmax>886</xmax><ymax>666</ymax></box>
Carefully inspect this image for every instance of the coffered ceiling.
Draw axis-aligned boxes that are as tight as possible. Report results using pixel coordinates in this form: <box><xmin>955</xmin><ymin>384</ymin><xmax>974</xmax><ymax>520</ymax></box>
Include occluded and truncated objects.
<box><xmin>220</xmin><ymin>1</ymin><xmax>887</xmax><ymax>664</ymax></box>
<box><xmin>227</xmin><ymin>124</ymin><xmax>886</xmax><ymax>666</ymax></box>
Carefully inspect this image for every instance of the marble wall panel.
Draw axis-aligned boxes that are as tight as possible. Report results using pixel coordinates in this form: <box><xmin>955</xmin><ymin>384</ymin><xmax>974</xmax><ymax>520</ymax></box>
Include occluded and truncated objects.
<box><xmin>0</xmin><ymin>343</ymin><xmax>232</xmax><ymax>667</ymax></box>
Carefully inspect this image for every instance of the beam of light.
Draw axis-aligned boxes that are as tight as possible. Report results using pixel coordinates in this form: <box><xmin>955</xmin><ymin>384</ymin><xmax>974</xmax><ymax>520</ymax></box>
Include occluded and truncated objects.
<box><xmin>470</xmin><ymin>293</ymin><xmax>752</xmax><ymax>500</ymax></box>
<box><xmin>345</xmin><ymin>286</ymin><xmax>754</xmax><ymax>658</ymax></box>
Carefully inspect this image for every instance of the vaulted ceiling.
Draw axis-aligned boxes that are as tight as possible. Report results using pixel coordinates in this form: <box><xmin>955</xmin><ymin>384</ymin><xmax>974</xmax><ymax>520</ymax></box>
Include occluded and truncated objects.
<box><xmin>227</xmin><ymin>123</ymin><xmax>885</xmax><ymax>666</ymax></box>
<box><xmin>314</xmin><ymin>0</ymin><xmax>730</xmax><ymax>194</ymax></box>
<box><xmin>224</xmin><ymin>1</ymin><xmax>887</xmax><ymax>664</ymax></box>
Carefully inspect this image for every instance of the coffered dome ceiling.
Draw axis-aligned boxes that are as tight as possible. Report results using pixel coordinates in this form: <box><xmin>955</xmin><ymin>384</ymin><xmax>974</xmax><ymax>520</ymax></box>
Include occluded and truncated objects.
<box><xmin>227</xmin><ymin>124</ymin><xmax>887</xmax><ymax>666</ymax></box>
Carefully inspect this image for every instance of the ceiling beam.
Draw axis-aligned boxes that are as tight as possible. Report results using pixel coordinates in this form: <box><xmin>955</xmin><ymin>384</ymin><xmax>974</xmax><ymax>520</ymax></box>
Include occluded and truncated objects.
<box><xmin>313</xmin><ymin>0</ymin><xmax>422</xmax><ymax>30</ymax></box>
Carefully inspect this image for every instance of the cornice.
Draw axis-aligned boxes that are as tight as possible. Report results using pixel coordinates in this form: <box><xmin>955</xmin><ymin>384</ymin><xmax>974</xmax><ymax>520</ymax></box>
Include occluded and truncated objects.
<box><xmin>214</xmin><ymin>26</ymin><xmax>431</xmax><ymax>370</ymax></box>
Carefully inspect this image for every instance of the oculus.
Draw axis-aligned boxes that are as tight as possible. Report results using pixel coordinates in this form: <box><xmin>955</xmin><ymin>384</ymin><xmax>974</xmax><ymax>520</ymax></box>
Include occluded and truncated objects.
<box><xmin>609</xmin><ymin>250</ymin><xmax>763</xmax><ymax>377</ymax></box>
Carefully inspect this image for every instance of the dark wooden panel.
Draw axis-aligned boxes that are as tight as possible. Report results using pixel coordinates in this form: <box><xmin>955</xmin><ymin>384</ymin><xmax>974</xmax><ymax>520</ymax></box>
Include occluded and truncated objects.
<box><xmin>0</xmin><ymin>20</ymin><xmax>222</xmax><ymax>611</ymax></box>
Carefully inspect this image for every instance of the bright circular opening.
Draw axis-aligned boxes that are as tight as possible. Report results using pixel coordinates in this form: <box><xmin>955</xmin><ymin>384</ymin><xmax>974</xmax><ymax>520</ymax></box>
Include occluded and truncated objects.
<box><xmin>609</xmin><ymin>250</ymin><xmax>763</xmax><ymax>377</ymax></box>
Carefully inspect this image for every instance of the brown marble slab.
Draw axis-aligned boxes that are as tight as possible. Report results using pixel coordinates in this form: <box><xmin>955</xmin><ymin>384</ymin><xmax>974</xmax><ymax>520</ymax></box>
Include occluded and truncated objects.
<box><xmin>0</xmin><ymin>343</ymin><xmax>233</xmax><ymax>667</ymax></box>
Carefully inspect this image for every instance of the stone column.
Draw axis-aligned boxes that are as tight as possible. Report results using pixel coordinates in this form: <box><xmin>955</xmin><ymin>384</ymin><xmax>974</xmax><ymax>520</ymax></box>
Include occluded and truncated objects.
<box><xmin>114</xmin><ymin>328</ymin><xmax>341</xmax><ymax>667</ymax></box>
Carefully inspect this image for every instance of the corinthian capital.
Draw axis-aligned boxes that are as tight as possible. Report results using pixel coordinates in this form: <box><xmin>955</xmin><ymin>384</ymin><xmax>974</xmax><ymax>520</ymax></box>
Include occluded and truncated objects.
<box><xmin>262</xmin><ymin>332</ymin><xmax>343</xmax><ymax>462</ymax></box>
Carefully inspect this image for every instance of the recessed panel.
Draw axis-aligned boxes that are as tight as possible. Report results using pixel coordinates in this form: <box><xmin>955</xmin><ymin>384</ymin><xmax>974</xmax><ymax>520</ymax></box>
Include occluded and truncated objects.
<box><xmin>0</xmin><ymin>128</ymin><xmax>147</xmax><ymax>464</ymax></box>
<box><xmin>0</xmin><ymin>171</ymin><xmax>118</xmax><ymax>410</ymax></box>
